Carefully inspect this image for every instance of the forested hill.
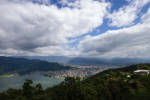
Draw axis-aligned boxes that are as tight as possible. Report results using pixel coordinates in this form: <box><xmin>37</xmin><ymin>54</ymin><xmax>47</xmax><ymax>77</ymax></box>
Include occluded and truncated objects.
<box><xmin>0</xmin><ymin>56</ymin><xmax>71</xmax><ymax>75</ymax></box>
<box><xmin>69</xmin><ymin>57</ymin><xmax>150</xmax><ymax>66</ymax></box>
<box><xmin>1</xmin><ymin>64</ymin><xmax>150</xmax><ymax>100</ymax></box>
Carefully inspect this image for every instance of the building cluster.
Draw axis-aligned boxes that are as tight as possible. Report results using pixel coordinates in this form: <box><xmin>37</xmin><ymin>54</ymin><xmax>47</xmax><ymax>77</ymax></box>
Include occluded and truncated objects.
<box><xmin>43</xmin><ymin>66</ymin><xmax>109</xmax><ymax>78</ymax></box>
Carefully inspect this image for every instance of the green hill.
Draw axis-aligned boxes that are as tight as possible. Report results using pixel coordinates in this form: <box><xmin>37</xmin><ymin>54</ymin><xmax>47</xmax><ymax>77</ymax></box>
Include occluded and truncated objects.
<box><xmin>1</xmin><ymin>64</ymin><xmax>150</xmax><ymax>100</ymax></box>
<box><xmin>0</xmin><ymin>56</ymin><xmax>71</xmax><ymax>75</ymax></box>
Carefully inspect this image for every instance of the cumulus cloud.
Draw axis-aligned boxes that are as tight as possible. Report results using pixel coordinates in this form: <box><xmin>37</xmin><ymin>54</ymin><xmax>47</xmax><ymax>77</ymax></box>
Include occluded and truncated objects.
<box><xmin>108</xmin><ymin>0</ymin><xmax>150</xmax><ymax>27</ymax></box>
<box><xmin>78</xmin><ymin>8</ymin><xmax>150</xmax><ymax>58</ymax></box>
<box><xmin>0</xmin><ymin>0</ymin><xmax>109</xmax><ymax>56</ymax></box>
<box><xmin>0</xmin><ymin>0</ymin><xmax>150</xmax><ymax>58</ymax></box>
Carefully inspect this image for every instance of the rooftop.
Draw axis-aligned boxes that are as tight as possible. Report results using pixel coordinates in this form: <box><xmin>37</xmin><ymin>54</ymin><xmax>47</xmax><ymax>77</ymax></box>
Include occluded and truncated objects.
<box><xmin>134</xmin><ymin>70</ymin><xmax>149</xmax><ymax>73</ymax></box>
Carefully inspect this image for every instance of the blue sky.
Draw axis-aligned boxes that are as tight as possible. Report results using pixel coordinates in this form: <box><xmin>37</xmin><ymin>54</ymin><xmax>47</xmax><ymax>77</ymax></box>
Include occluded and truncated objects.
<box><xmin>68</xmin><ymin>0</ymin><xmax>150</xmax><ymax>48</ymax></box>
<box><xmin>0</xmin><ymin>0</ymin><xmax>150</xmax><ymax>58</ymax></box>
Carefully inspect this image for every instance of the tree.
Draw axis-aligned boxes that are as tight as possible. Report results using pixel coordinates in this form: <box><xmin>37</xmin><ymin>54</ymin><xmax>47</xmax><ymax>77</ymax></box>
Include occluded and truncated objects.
<box><xmin>23</xmin><ymin>80</ymin><xmax>34</xmax><ymax>99</ymax></box>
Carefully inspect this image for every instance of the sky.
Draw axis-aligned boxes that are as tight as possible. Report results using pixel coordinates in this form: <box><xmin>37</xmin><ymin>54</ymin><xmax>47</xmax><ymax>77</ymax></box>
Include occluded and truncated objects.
<box><xmin>0</xmin><ymin>0</ymin><xmax>150</xmax><ymax>58</ymax></box>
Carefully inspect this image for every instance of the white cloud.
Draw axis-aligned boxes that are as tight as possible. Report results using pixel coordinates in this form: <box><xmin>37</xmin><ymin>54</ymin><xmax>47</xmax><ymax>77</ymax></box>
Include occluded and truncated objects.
<box><xmin>0</xmin><ymin>0</ymin><xmax>150</xmax><ymax>58</ymax></box>
<box><xmin>108</xmin><ymin>0</ymin><xmax>150</xmax><ymax>27</ymax></box>
<box><xmin>34</xmin><ymin>45</ymin><xmax>79</xmax><ymax>56</ymax></box>
<box><xmin>0</xmin><ymin>0</ymin><xmax>109</xmax><ymax>56</ymax></box>
<box><xmin>78</xmin><ymin>8</ymin><xmax>150</xmax><ymax>58</ymax></box>
<box><xmin>142</xmin><ymin>8</ymin><xmax>150</xmax><ymax>23</ymax></box>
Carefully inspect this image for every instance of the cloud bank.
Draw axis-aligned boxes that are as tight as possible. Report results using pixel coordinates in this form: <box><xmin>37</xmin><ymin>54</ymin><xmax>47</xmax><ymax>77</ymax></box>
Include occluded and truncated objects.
<box><xmin>79</xmin><ymin>8</ymin><xmax>150</xmax><ymax>58</ymax></box>
<box><xmin>0</xmin><ymin>0</ymin><xmax>150</xmax><ymax>58</ymax></box>
<box><xmin>0</xmin><ymin>0</ymin><xmax>109</xmax><ymax>56</ymax></box>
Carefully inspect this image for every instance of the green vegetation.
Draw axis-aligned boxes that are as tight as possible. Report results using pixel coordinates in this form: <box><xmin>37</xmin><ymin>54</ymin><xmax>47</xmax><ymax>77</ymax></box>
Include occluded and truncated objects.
<box><xmin>1</xmin><ymin>64</ymin><xmax>150</xmax><ymax>100</ymax></box>
<box><xmin>0</xmin><ymin>56</ymin><xmax>71</xmax><ymax>75</ymax></box>
<box><xmin>0</xmin><ymin>74</ymin><xmax>16</xmax><ymax>78</ymax></box>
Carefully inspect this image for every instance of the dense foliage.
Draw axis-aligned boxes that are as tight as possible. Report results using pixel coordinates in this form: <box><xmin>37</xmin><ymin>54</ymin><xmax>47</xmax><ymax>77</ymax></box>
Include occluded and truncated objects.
<box><xmin>0</xmin><ymin>56</ymin><xmax>71</xmax><ymax>75</ymax></box>
<box><xmin>1</xmin><ymin>64</ymin><xmax>150</xmax><ymax>100</ymax></box>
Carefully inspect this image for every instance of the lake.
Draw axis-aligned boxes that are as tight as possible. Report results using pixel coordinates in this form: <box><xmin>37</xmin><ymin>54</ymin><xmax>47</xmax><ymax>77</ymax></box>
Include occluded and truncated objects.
<box><xmin>0</xmin><ymin>73</ymin><xmax>64</xmax><ymax>92</ymax></box>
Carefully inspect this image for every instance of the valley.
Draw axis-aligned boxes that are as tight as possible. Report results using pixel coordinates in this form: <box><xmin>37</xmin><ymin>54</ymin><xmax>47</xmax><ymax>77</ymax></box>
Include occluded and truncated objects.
<box><xmin>41</xmin><ymin>65</ymin><xmax>110</xmax><ymax>78</ymax></box>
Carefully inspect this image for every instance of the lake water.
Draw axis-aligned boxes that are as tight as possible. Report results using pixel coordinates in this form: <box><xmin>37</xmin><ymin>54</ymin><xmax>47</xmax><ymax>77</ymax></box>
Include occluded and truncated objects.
<box><xmin>0</xmin><ymin>73</ymin><xmax>64</xmax><ymax>92</ymax></box>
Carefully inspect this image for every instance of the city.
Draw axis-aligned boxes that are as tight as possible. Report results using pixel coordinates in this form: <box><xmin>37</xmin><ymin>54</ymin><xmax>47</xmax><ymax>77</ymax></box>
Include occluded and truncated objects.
<box><xmin>41</xmin><ymin>65</ymin><xmax>111</xmax><ymax>78</ymax></box>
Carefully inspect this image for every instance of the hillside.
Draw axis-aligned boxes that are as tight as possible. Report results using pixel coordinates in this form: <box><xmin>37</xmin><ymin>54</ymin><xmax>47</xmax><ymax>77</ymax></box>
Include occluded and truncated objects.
<box><xmin>0</xmin><ymin>56</ymin><xmax>71</xmax><ymax>75</ymax></box>
<box><xmin>69</xmin><ymin>57</ymin><xmax>150</xmax><ymax>66</ymax></box>
<box><xmin>14</xmin><ymin>56</ymin><xmax>72</xmax><ymax>63</ymax></box>
<box><xmin>1</xmin><ymin>64</ymin><xmax>150</xmax><ymax>100</ymax></box>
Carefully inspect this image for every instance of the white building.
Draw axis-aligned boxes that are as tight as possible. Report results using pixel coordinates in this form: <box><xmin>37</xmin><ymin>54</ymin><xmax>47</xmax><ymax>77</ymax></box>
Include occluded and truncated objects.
<box><xmin>133</xmin><ymin>70</ymin><xmax>149</xmax><ymax>75</ymax></box>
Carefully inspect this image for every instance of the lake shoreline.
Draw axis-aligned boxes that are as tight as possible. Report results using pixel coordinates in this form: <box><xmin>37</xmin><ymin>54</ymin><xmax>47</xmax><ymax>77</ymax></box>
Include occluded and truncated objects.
<box><xmin>0</xmin><ymin>73</ymin><xmax>64</xmax><ymax>92</ymax></box>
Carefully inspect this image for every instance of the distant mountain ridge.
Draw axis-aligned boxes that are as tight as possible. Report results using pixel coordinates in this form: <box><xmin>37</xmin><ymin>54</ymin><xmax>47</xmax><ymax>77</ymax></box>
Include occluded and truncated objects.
<box><xmin>13</xmin><ymin>56</ymin><xmax>150</xmax><ymax>66</ymax></box>
<box><xmin>0</xmin><ymin>56</ymin><xmax>71</xmax><ymax>75</ymax></box>
<box><xmin>13</xmin><ymin>56</ymin><xmax>72</xmax><ymax>64</ymax></box>
<box><xmin>69</xmin><ymin>57</ymin><xmax>150</xmax><ymax>66</ymax></box>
